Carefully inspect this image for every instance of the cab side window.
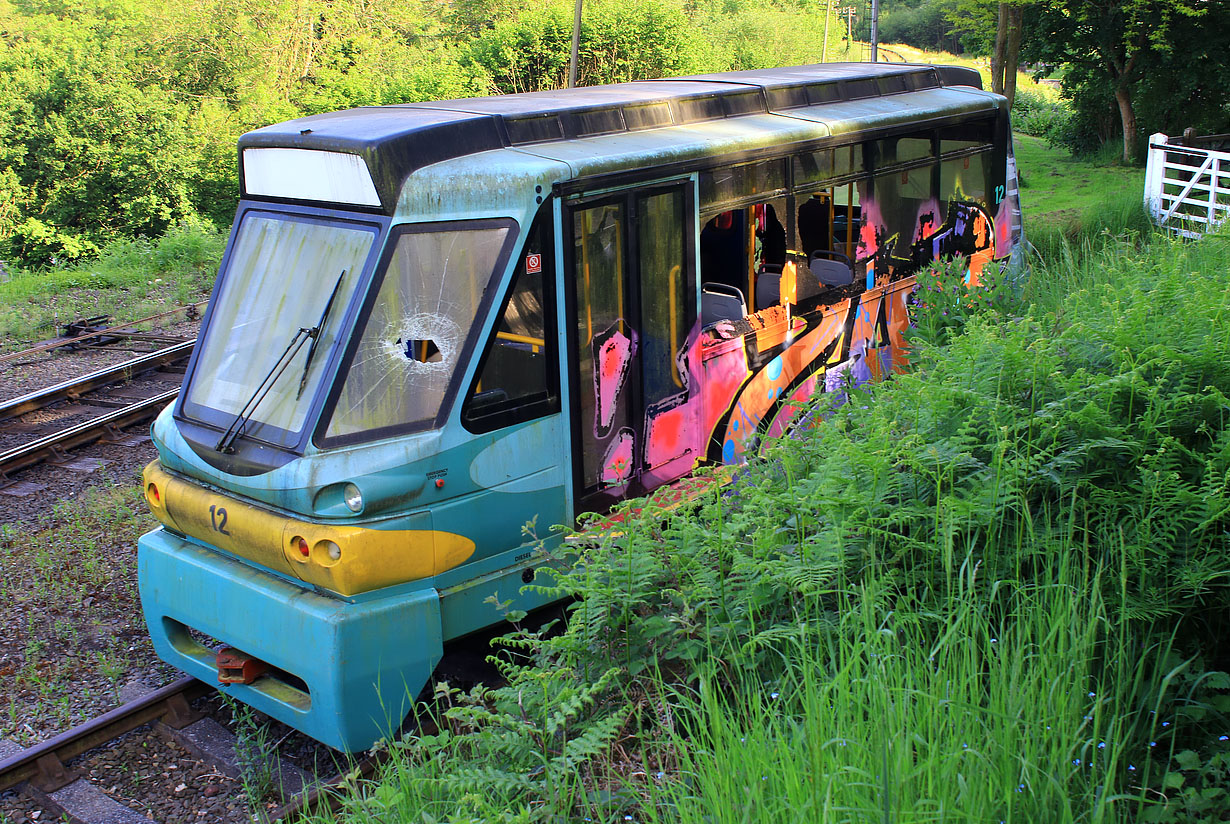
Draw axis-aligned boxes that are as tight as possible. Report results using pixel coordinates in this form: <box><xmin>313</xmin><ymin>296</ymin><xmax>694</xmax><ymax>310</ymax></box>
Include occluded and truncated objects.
<box><xmin>461</xmin><ymin>204</ymin><xmax>559</xmax><ymax>432</ymax></box>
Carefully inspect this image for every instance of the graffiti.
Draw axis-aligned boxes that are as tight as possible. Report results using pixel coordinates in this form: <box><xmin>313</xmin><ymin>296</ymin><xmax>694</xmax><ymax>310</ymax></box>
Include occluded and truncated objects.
<box><xmin>592</xmin><ymin>323</ymin><xmax>636</xmax><ymax>438</ymax></box>
<box><xmin>583</xmin><ymin>192</ymin><xmax>1007</xmax><ymax>495</ymax></box>
<box><xmin>601</xmin><ymin>427</ymin><xmax>635</xmax><ymax>485</ymax></box>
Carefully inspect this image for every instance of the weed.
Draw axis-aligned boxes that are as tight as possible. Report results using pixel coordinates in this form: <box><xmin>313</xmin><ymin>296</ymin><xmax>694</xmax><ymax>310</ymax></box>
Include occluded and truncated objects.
<box><xmin>220</xmin><ymin>694</ymin><xmax>278</xmax><ymax>812</ymax></box>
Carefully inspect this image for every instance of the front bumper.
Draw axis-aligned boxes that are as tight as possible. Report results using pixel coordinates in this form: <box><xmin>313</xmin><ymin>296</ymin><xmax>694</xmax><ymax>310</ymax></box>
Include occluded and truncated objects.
<box><xmin>138</xmin><ymin>526</ymin><xmax>443</xmax><ymax>752</ymax></box>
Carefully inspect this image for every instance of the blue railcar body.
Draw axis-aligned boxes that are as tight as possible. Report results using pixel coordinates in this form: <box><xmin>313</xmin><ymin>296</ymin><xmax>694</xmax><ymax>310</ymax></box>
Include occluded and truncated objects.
<box><xmin>138</xmin><ymin>62</ymin><xmax>1023</xmax><ymax>752</ymax></box>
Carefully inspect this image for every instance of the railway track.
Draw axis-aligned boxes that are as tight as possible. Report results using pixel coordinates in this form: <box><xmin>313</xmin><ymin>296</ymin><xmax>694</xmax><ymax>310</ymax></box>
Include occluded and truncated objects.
<box><xmin>0</xmin><ymin>304</ymin><xmax>204</xmax><ymax>366</ymax></box>
<box><xmin>0</xmin><ymin>675</ymin><xmax>407</xmax><ymax>823</ymax></box>
<box><xmin>0</xmin><ymin>341</ymin><xmax>193</xmax><ymax>487</ymax></box>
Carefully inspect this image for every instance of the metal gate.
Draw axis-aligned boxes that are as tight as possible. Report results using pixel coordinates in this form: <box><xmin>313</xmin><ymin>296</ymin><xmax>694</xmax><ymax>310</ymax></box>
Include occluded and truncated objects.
<box><xmin>1145</xmin><ymin>132</ymin><xmax>1230</xmax><ymax>238</ymax></box>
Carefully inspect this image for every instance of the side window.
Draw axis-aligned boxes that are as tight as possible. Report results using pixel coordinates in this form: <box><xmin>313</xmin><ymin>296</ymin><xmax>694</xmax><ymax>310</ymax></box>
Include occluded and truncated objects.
<box><xmin>461</xmin><ymin>205</ymin><xmax>559</xmax><ymax>432</ymax></box>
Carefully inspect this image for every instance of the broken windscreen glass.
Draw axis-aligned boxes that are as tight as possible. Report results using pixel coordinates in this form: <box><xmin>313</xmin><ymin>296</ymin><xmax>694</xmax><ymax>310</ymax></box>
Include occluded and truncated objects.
<box><xmin>324</xmin><ymin>223</ymin><xmax>512</xmax><ymax>441</ymax></box>
<box><xmin>182</xmin><ymin>213</ymin><xmax>376</xmax><ymax>447</ymax></box>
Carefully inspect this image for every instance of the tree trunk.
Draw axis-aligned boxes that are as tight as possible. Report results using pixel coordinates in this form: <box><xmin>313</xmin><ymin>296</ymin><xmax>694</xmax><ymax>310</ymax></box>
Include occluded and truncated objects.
<box><xmin>1114</xmin><ymin>84</ymin><xmax>1138</xmax><ymax>162</ymax></box>
<box><xmin>991</xmin><ymin>3</ymin><xmax>1008</xmax><ymax>95</ymax></box>
<box><xmin>1003</xmin><ymin>5</ymin><xmax>1023</xmax><ymax>109</ymax></box>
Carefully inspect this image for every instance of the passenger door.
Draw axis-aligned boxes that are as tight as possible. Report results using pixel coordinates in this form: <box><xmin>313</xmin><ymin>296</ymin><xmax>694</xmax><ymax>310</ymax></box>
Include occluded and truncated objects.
<box><xmin>567</xmin><ymin>179</ymin><xmax>699</xmax><ymax>514</ymax></box>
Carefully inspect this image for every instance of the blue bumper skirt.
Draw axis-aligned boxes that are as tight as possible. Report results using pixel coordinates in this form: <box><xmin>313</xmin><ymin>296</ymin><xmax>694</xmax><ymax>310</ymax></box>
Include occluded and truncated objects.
<box><xmin>138</xmin><ymin>527</ymin><xmax>443</xmax><ymax>752</ymax></box>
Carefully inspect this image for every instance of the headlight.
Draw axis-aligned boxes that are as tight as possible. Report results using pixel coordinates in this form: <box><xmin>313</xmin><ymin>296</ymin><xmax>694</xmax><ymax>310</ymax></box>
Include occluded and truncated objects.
<box><xmin>343</xmin><ymin>482</ymin><xmax>364</xmax><ymax>513</ymax></box>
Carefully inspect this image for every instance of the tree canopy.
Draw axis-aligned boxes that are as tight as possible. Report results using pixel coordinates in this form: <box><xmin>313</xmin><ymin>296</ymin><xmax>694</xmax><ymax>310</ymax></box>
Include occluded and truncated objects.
<box><xmin>0</xmin><ymin>0</ymin><xmax>852</xmax><ymax>266</ymax></box>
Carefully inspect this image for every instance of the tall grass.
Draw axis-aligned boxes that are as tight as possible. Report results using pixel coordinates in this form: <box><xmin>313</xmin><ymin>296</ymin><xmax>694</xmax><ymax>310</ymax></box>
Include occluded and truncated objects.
<box><xmin>1026</xmin><ymin>187</ymin><xmax>1156</xmax><ymax>269</ymax></box>
<box><xmin>647</xmin><ymin>569</ymin><xmax>1167</xmax><ymax>823</ymax></box>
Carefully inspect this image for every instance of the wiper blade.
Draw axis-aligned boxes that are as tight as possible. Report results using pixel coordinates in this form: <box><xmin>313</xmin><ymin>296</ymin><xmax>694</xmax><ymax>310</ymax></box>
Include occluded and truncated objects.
<box><xmin>213</xmin><ymin>269</ymin><xmax>350</xmax><ymax>454</ymax></box>
<box><xmin>215</xmin><ymin>326</ymin><xmax>314</xmax><ymax>453</ymax></box>
<box><xmin>297</xmin><ymin>269</ymin><xmax>347</xmax><ymax>400</ymax></box>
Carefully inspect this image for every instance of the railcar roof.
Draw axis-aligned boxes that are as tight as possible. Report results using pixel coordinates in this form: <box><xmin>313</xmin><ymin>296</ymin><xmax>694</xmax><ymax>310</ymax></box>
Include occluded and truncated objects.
<box><xmin>238</xmin><ymin>62</ymin><xmax>993</xmax><ymax>213</ymax></box>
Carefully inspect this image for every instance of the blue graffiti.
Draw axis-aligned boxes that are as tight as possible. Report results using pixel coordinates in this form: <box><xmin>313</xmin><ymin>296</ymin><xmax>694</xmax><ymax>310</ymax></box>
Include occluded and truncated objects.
<box><xmin>766</xmin><ymin>355</ymin><xmax>783</xmax><ymax>381</ymax></box>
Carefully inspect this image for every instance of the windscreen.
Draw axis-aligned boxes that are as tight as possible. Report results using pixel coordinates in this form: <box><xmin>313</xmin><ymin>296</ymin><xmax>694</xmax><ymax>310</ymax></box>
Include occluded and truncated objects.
<box><xmin>182</xmin><ymin>212</ymin><xmax>377</xmax><ymax>448</ymax></box>
<box><xmin>324</xmin><ymin>222</ymin><xmax>512</xmax><ymax>442</ymax></box>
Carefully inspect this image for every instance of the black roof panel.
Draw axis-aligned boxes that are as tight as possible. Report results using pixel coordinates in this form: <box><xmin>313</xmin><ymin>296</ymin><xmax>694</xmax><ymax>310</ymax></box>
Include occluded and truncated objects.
<box><xmin>238</xmin><ymin>62</ymin><xmax>988</xmax><ymax>213</ymax></box>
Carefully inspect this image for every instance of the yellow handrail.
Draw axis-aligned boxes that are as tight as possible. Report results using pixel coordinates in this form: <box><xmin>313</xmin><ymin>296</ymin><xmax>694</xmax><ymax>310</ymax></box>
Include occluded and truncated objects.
<box><xmin>496</xmin><ymin>331</ymin><xmax>544</xmax><ymax>353</ymax></box>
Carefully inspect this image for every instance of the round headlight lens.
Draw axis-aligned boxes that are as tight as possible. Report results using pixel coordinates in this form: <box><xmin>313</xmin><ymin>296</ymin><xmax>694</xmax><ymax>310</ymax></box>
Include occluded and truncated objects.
<box><xmin>318</xmin><ymin>540</ymin><xmax>342</xmax><ymax>561</ymax></box>
<box><xmin>343</xmin><ymin>482</ymin><xmax>363</xmax><ymax>513</ymax></box>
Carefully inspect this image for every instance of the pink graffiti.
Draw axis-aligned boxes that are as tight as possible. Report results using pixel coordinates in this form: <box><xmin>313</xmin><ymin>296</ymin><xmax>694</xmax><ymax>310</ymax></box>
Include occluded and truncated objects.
<box><xmin>857</xmin><ymin>195</ymin><xmax>883</xmax><ymax>260</ymax></box>
<box><xmin>763</xmin><ymin>373</ymin><xmax>822</xmax><ymax>440</ymax></box>
<box><xmin>593</xmin><ymin>324</ymin><xmax>635</xmax><ymax>437</ymax></box>
<box><xmin>644</xmin><ymin>324</ymin><xmax>703</xmax><ymax>471</ymax></box>
<box><xmin>914</xmin><ymin>198</ymin><xmax>943</xmax><ymax>244</ymax></box>
<box><xmin>601</xmin><ymin>428</ymin><xmax>635</xmax><ymax>486</ymax></box>
<box><xmin>994</xmin><ymin>195</ymin><xmax>1015</xmax><ymax>258</ymax></box>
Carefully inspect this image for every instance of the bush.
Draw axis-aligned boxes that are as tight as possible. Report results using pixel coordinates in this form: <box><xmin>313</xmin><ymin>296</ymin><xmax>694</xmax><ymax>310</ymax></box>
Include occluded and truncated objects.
<box><xmin>466</xmin><ymin>0</ymin><xmax>702</xmax><ymax>93</ymax></box>
<box><xmin>1011</xmin><ymin>82</ymin><xmax>1075</xmax><ymax>145</ymax></box>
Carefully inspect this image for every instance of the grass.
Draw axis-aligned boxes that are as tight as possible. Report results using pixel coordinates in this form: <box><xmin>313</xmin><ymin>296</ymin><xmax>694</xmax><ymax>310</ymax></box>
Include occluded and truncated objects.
<box><xmin>0</xmin><ymin>481</ymin><xmax>170</xmax><ymax>743</ymax></box>
<box><xmin>0</xmin><ymin>220</ymin><xmax>223</xmax><ymax>347</ymax></box>
<box><xmin>1014</xmin><ymin>134</ymin><xmax>1145</xmax><ymax>230</ymax></box>
<box><xmin>646</xmin><ymin>574</ymin><xmax>1151</xmax><ymax>823</ymax></box>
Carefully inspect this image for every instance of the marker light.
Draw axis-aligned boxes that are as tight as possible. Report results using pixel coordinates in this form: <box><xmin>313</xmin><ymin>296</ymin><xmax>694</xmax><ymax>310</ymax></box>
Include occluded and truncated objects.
<box><xmin>147</xmin><ymin>482</ymin><xmax>160</xmax><ymax>504</ymax></box>
<box><xmin>294</xmin><ymin>536</ymin><xmax>309</xmax><ymax>557</ymax></box>
<box><xmin>343</xmin><ymin>483</ymin><xmax>363</xmax><ymax>513</ymax></box>
<box><xmin>319</xmin><ymin>540</ymin><xmax>342</xmax><ymax>561</ymax></box>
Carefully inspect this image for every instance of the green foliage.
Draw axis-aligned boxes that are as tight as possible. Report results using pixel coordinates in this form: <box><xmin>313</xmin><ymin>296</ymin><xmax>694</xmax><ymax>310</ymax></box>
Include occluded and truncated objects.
<box><xmin>329</xmin><ymin>654</ymin><xmax>630</xmax><ymax>823</ymax></box>
<box><xmin>880</xmin><ymin>0</ymin><xmax>957</xmax><ymax>53</ymax></box>
<box><xmin>220</xmin><ymin>693</ymin><xmax>278</xmax><ymax>805</ymax></box>
<box><xmin>1011</xmin><ymin>82</ymin><xmax>1076</xmax><ymax>147</ymax></box>
<box><xmin>0</xmin><ymin>0</ymin><xmax>495</xmax><ymax>266</ymax></box>
<box><xmin>1023</xmin><ymin>187</ymin><xmax>1155</xmax><ymax>268</ymax></box>
<box><xmin>1024</xmin><ymin>0</ymin><xmax>1226</xmax><ymax>160</ymax></box>
<box><xmin>466</xmin><ymin>0</ymin><xmax>702</xmax><ymax>94</ymax></box>
<box><xmin>0</xmin><ymin>219</ymin><xmax>222</xmax><ymax>341</ymax></box>
<box><xmin>646</xmin><ymin>569</ymin><xmax>1160</xmax><ymax>822</ymax></box>
<box><xmin>906</xmin><ymin>256</ymin><xmax>1019</xmax><ymax>349</ymax></box>
<box><xmin>1135</xmin><ymin>662</ymin><xmax>1230</xmax><ymax>823</ymax></box>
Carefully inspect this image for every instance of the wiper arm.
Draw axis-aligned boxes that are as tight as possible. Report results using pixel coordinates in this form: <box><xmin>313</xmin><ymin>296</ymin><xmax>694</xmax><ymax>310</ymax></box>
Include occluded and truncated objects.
<box><xmin>214</xmin><ymin>269</ymin><xmax>349</xmax><ymax>454</ymax></box>
<box><xmin>215</xmin><ymin>327</ymin><xmax>313</xmax><ymax>453</ymax></box>
<box><xmin>297</xmin><ymin>269</ymin><xmax>347</xmax><ymax>400</ymax></box>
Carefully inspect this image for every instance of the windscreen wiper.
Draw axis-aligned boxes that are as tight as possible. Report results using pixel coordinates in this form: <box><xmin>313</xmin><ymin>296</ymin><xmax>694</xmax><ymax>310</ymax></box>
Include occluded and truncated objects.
<box><xmin>215</xmin><ymin>326</ymin><xmax>314</xmax><ymax>453</ymax></box>
<box><xmin>214</xmin><ymin>269</ymin><xmax>348</xmax><ymax>453</ymax></box>
<box><xmin>297</xmin><ymin>269</ymin><xmax>347</xmax><ymax>400</ymax></box>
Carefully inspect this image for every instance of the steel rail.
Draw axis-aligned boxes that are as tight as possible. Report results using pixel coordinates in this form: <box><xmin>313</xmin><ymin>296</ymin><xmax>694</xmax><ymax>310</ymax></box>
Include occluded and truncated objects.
<box><xmin>0</xmin><ymin>302</ymin><xmax>206</xmax><ymax>365</ymax></box>
<box><xmin>0</xmin><ymin>389</ymin><xmax>178</xmax><ymax>479</ymax></box>
<box><xmin>0</xmin><ymin>341</ymin><xmax>193</xmax><ymax>421</ymax></box>
<box><xmin>0</xmin><ymin>676</ymin><xmax>210</xmax><ymax>793</ymax></box>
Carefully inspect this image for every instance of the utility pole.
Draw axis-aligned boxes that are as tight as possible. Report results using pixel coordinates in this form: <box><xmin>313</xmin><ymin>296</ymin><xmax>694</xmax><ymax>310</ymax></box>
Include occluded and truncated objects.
<box><xmin>822</xmin><ymin>0</ymin><xmax>832</xmax><ymax>62</ymax></box>
<box><xmin>568</xmin><ymin>0</ymin><xmax>583</xmax><ymax>88</ymax></box>
<box><xmin>870</xmin><ymin>0</ymin><xmax>879</xmax><ymax>62</ymax></box>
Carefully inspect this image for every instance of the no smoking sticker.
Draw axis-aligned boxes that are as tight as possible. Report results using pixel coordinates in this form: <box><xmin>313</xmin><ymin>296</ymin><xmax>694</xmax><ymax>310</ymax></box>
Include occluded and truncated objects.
<box><xmin>525</xmin><ymin>253</ymin><xmax>542</xmax><ymax>274</ymax></box>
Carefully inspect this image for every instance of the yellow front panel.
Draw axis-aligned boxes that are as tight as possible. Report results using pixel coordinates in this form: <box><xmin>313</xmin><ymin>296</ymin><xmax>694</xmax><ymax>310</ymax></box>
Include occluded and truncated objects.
<box><xmin>142</xmin><ymin>461</ymin><xmax>475</xmax><ymax>596</ymax></box>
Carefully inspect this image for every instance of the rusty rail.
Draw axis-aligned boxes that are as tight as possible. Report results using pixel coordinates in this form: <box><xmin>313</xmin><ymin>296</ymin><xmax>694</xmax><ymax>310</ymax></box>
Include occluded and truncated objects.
<box><xmin>0</xmin><ymin>341</ymin><xmax>193</xmax><ymax>421</ymax></box>
<box><xmin>0</xmin><ymin>677</ymin><xmax>209</xmax><ymax>793</ymax></box>
<box><xmin>0</xmin><ymin>389</ymin><xmax>178</xmax><ymax>480</ymax></box>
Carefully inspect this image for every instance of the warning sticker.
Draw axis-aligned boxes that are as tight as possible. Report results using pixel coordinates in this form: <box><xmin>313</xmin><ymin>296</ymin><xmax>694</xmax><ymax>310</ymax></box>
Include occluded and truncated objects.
<box><xmin>526</xmin><ymin>253</ymin><xmax>542</xmax><ymax>274</ymax></box>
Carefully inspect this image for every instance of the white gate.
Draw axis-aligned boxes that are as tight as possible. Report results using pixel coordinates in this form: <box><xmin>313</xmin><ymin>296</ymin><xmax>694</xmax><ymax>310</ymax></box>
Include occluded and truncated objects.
<box><xmin>1144</xmin><ymin>132</ymin><xmax>1230</xmax><ymax>238</ymax></box>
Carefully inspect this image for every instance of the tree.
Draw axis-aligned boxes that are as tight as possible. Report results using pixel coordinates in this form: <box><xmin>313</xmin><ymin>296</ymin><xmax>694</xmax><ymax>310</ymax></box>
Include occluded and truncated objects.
<box><xmin>1026</xmin><ymin>0</ymin><xmax>1204</xmax><ymax>162</ymax></box>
